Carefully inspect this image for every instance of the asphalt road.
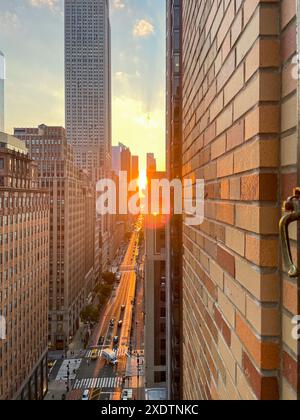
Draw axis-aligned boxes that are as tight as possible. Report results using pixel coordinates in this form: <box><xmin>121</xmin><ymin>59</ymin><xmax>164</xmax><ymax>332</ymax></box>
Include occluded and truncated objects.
<box><xmin>68</xmin><ymin>218</ymin><xmax>143</xmax><ymax>400</ymax></box>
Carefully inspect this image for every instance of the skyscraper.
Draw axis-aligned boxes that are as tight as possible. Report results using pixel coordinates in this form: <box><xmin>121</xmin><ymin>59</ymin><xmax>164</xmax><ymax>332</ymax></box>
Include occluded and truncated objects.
<box><xmin>131</xmin><ymin>156</ymin><xmax>139</xmax><ymax>182</ymax></box>
<box><xmin>64</xmin><ymin>0</ymin><xmax>112</xmax><ymax>181</ymax></box>
<box><xmin>146</xmin><ymin>153</ymin><xmax>157</xmax><ymax>176</ymax></box>
<box><xmin>0</xmin><ymin>133</ymin><xmax>49</xmax><ymax>400</ymax></box>
<box><xmin>0</xmin><ymin>51</ymin><xmax>4</xmax><ymax>132</ymax></box>
<box><xmin>166</xmin><ymin>0</ymin><xmax>182</xmax><ymax>400</ymax></box>
<box><xmin>14</xmin><ymin>125</ymin><xmax>95</xmax><ymax>350</ymax></box>
<box><xmin>145</xmin><ymin>170</ymin><xmax>167</xmax><ymax>390</ymax></box>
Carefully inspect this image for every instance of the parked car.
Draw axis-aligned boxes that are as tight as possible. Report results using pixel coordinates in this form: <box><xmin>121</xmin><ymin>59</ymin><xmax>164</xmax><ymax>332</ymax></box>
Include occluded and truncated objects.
<box><xmin>118</xmin><ymin>320</ymin><xmax>123</xmax><ymax>328</ymax></box>
<box><xmin>113</xmin><ymin>336</ymin><xmax>119</xmax><ymax>345</ymax></box>
<box><xmin>110</xmin><ymin>319</ymin><xmax>115</xmax><ymax>327</ymax></box>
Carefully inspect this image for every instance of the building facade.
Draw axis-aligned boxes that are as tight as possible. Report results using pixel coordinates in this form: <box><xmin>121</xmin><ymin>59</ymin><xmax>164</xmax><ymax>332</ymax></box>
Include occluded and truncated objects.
<box><xmin>144</xmin><ymin>170</ymin><xmax>167</xmax><ymax>390</ymax></box>
<box><xmin>64</xmin><ymin>0</ymin><xmax>112</xmax><ymax>181</ymax></box>
<box><xmin>146</xmin><ymin>153</ymin><xmax>157</xmax><ymax>176</ymax></box>
<box><xmin>181</xmin><ymin>0</ymin><xmax>299</xmax><ymax>400</ymax></box>
<box><xmin>14</xmin><ymin>125</ymin><xmax>95</xmax><ymax>350</ymax></box>
<box><xmin>131</xmin><ymin>156</ymin><xmax>139</xmax><ymax>182</ymax></box>
<box><xmin>166</xmin><ymin>0</ymin><xmax>183</xmax><ymax>400</ymax></box>
<box><xmin>0</xmin><ymin>133</ymin><xmax>49</xmax><ymax>400</ymax></box>
<box><xmin>0</xmin><ymin>51</ymin><xmax>4</xmax><ymax>133</ymax></box>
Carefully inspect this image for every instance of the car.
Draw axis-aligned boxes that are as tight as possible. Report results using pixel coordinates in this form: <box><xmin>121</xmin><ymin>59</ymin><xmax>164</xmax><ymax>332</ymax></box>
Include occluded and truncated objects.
<box><xmin>91</xmin><ymin>348</ymin><xmax>98</xmax><ymax>361</ymax></box>
<box><xmin>110</xmin><ymin>319</ymin><xmax>115</xmax><ymax>327</ymax></box>
<box><xmin>113</xmin><ymin>336</ymin><xmax>119</xmax><ymax>345</ymax></box>
<box><xmin>48</xmin><ymin>360</ymin><xmax>55</xmax><ymax>369</ymax></box>
<box><xmin>99</xmin><ymin>336</ymin><xmax>105</xmax><ymax>346</ymax></box>
<box><xmin>118</xmin><ymin>320</ymin><xmax>123</xmax><ymax>327</ymax></box>
<box><xmin>121</xmin><ymin>305</ymin><xmax>126</xmax><ymax>311</ymax></box>
<box><xmin>82</xmin><ymin>390</ymin><xmax>89</xmax><ymax>401</ymax></box>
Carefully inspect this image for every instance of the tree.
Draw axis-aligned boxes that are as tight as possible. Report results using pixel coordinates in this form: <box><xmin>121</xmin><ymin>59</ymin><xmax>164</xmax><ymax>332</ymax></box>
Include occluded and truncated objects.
<box><xmin>80</xmin><ymin>305</ymin><xmax>99</xmax><ymax>324</ymax></box>
<box><xmin>101</xmin><ymin>271</ymin><xmax>116</xmax><ymax>285</ymax></box>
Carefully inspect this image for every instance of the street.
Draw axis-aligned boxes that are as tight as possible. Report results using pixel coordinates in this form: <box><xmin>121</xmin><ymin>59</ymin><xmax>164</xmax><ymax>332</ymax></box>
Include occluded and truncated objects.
<box><xmin>46</xmin><ymin>217</ymin><xmax>144</xmax><ymax>401</ymax></box>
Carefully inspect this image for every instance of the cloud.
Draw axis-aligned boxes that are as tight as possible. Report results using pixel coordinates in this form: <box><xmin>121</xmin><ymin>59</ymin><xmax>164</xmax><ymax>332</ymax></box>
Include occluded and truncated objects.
<box><xmin>29</xmin><ymin>0</ymin><xmax>61</xmax><ymax>13</ymax></box>
<box><xmin>133</xmin><ymin>19</ymin><xmax>155</xmax><ymax>38</ymax></box>
<box><xmin>0</xmin><ymin>11</ymin><xmax>21</xmax><ymax>33</ymax></box>
<box><xmin>111</xmin><ymin>0</ymin><xmax>125</xmax><ymax>10</ymax></box>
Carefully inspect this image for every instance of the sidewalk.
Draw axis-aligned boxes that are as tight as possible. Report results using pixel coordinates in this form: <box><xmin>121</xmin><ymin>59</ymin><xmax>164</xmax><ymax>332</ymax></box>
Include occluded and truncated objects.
<box><xmin>68</xmin><ymin>322</ymin><xmax>89</xmax><ymax>357</ymax></box>
<box><xmin>44</xmin><ymin>381</ymin><xmax>68</xmax><ymax>401</ymax></box>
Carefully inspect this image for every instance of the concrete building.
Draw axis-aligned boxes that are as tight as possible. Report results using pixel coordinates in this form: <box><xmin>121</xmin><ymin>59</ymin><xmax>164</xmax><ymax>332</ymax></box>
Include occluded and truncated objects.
<box><xmin>166</xmin><ymin>0</ymin><xmax>182</xmax><ymax>400</ymax></box>
<box><xmin>64</xmin><ymin>0</ymin><xmax>112</xmax><ymax>181</ymax></box>
<box><xmin>0</xmin><ymin>51</ymin><xmax>4</xmax><ymax>132</ymax></box>
<box><xmin>14</xmin><ymin>125</ymin><xmax>95</xmax><ymax>350</ymax></box>
<box><xmin>0</xmin><ymin>132</ymin><xmax>49</xmax><ymax>400</ymax></box>
<box><xmin>180</xmin><ymin>0</ymin><xmax>300</xmax><ymax>400</ymax></box>
<box><xmin>144</xmin><ymin>170</ymin><xmax>167</xmax><ymax>390</ymax></box>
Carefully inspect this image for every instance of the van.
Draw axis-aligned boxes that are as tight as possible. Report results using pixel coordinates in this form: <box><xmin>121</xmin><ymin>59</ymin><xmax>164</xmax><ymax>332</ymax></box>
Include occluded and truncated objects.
<box><xmin>102</xmin><ymin>349</ymin><xmax>118</xmax><ymax>366</ymax></box>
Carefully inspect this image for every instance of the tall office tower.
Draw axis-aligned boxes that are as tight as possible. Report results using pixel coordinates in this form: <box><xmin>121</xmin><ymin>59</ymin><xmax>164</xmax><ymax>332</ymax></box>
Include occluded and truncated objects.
<box><xmin>144</xmin><ymin>170</ymin><xmax>167</xmax><ymax>393</ymax></box>
<box><xmin>0</xmin><ymin>51</ymin><xmax>4</xmax><ymax>132</ymax></box>
<box><xmin>64</xmin><ymin>0</ymin><xmax>112</xmax><ymax>181</ymax></box>
<box><xmin>14</xmin><ymin>125</ymin><xmax>95</xmax><ymax>350</ymax></box>
<box><xmin>0</xmin><ymin>133</ymin><xmax>49</xmax><ymax>400</ymax></box>
<box><xmin>121</xmin><ymin>145</ymin><xmax>132</xmax><ymax>183</ymax></box>
<box><xmin>112</xmin><ymin>145</ymin><xmax>122</xmax><ymax>175</ymax></box>
<box><xmin>181</xmin><ymin>0</ymin><xmax>300</xmax><ymax>401</ymax></box>
<box><xmin>131</xmin><ymin>156</ymin><xmax>139</xmax><ymax>182</ymax></box>
<box><xmin>166</xmin><ymin>0</ymin><xmax>182</xmax><ymax>400</ymax></box>
<box><xmin>146</xmin><ymin>153</ymin><xmax>157</xmax><ymax>176</ymax></box>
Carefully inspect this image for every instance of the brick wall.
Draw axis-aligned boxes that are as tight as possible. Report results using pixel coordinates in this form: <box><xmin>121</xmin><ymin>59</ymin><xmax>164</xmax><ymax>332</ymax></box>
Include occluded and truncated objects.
<box><xmin>280</xmin><ymin>0</ymin><xmax>299</xmax><ymax>400</ymax></box>
<box><xmin>182</xmin><ymin>0</ymin><xmax>299</xmax><ymax>400</ymax></box>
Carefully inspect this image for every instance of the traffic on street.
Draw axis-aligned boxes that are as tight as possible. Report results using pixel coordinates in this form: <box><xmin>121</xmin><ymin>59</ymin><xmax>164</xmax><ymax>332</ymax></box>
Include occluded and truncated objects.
<box><xmin>46</xmin><ymin>216</ymin><xmax>145</xmax><ymax>401</ymax></box>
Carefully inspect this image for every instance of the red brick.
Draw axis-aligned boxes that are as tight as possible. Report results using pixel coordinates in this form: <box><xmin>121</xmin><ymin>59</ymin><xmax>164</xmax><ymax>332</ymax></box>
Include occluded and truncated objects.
<box><xmin>226</xmin><ymin>120</ymin><xmax>244</xmax><ymax>151</ymax></box>
<box><xmin>241</xmin><ymin>173</ymin><xmax>278</xmax><ymax>201</ymax></box>
<box><xmin>217</xmin><ymin>246</ymin><xmax>235</xmax><ymax>277</ymax></box>
<box><xmin>215</xmin><ymin>307</ymin><xmax>232</xmax><ymax>347</ymax></box>
<box><xmin>243</xmin><ymin>352</ymin><xmax>279</xmax><ymax>400</ymax></box>
<box><xmin>283</xmin><ymin>351</ymin><xmax>298</xmax><ymax>391</ymax></box>
<box><xmin>236</xmin><ymin>314</ymin><xmax>280</xmax><ymax>370</ymax></box>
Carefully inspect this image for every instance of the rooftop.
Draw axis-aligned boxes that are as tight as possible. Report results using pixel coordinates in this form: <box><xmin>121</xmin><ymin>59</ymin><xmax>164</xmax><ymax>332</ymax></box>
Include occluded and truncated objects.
<box><xmin>0</xmin><ymin>132</ymin><xmax>28</xmax><ymax>155</ymax></box>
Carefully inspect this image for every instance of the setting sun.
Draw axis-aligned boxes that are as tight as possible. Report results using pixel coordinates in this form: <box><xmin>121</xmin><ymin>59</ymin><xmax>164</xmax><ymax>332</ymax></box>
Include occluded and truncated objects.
<box><xmin>138</xmin><ymin>169</ymin><xmax>148</xmax><ymax>191</ymax></box>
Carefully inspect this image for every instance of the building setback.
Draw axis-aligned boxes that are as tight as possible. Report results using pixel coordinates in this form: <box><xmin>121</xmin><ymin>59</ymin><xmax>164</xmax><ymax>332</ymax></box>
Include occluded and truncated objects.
<box><xmin>64</xmin><ymin>0</ymin><xmax>112</xmax><ymax>181</ymax></box>
<box><xmin>14</xmin><ymin>125</ymin><xmax>95</xmax><ymax>350</ymax></box>
<box><xmin>0</xmin><ymin>132</ymin><xmax>49</xmax><ymax>400</ymax></box>
<box><xmin>65</xmin><ymin>0</ymin><xmax>112</xmax><ymax>276</ymax></box>
<box><xmin>166</xmin><ymin>0</ymin><xmax>183</xmax><ymax>401</ymax></box>
<box><xmin>181</xmin><ymin>0</ymin><xmax>299</xmax><ymax>400</ymax></box>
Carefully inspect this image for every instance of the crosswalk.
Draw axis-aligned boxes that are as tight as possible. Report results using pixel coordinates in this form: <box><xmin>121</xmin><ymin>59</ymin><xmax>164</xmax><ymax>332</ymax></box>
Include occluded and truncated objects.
<box><xmin>73</xmin><ymin>377</ymin><xmax>123</xmax><ymax>390</ymax></box>
<box><xmin>85</xmin><ymin>348</ymin><xmax>127</xmax><ymax>359</ymax></box>
<box><xmin>56</xmin><ymin>359</ymin><xmax>82</xmax><ymax>381</ymax></box>
<box><xmin>85</xmin><ymin>349</ymin><xmax>102</xmax><ymax>359</ymax></box>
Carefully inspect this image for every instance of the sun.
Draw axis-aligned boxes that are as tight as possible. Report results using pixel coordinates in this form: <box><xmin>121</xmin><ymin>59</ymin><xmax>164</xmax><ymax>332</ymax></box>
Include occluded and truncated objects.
<box><xmin>138</xmin><ymin>169</ymin><xmax>147</xmax><ymax>191</ymax></box>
